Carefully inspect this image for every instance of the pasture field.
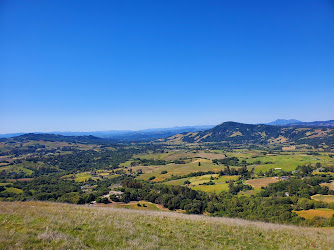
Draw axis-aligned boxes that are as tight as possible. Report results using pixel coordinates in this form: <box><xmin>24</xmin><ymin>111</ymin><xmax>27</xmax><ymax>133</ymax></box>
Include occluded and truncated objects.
<box><xmin>164</xmin><ymin>174</ymin><xmax>239</xmax><ymax>193</ymax></box>
<box><xmin>295</xmin><ymin>209</ymin><xmax>334</xmax><ymax>220</ymax></box>
<box><xmin>164</xmin><ymin>151</ymin><xmax>227</xmax><ymax>161</ymax></box>
<box><xmin>132</xmin><ymin>150</ymin><xmax>334</xmax><ymax>180</ymax></box>
<box><xmin>321</xmin><ymin>181</ymin><xmax>334</xmax><ymax>190</ymax></box>
<box><xmin>1</xmin><ymin>202</ymin><xmax>333</xmax><ymax>249</ymax></box>
<box><xmin>192</xmin><ymin>183</ymin><xmax>230</xmax><ymax>193</ymax></box>
<box><xmin>107</xmin><ymin>201</ymin><xmax>166</xmax><ymax>211</ymax></box>
<box><xmin>133</xmin><ymin>152</ymin><xmax>172</xmax><ymax>160</ymax></box>
<box><xmin>246</xmin><ymin>177</ymin><xmax>279</xmax><ymax>190</ymax></box>
<box><xmin>136</xmin><ymin>159</ymin><xmax>229</xmax><ymax>182</ymax></box>
<box><xmin>0</xmin><ymin>183</ymin><xmax>12</xmax><ymax>186</ymax></box>
<box><xmin>62</xmin><ymin>172</ymin><xmax>93</xmax><ymax>182</ymax></box>
<box><xmin>0</xmin><ymin>162</ymin><xmax>34</xmax><ymax>176</ymax></box>
<box><xmin>164</xmin><ymin>174</ymin><xmax>238</xmax><ymax>186</ymax></box>
<box><xmin>251</xmin><ymin>153</ymin><xmax>333</xmax><ymax>173</ymax></box>
<box><xmin>1</xmin><ymin>187</ymin><xmax>23</xmax><ymax>194</ymax></box>
<box><xmin>311</xmin><ymin>194</ymin><xmax>334</xmax><ymax>203</ymax></box>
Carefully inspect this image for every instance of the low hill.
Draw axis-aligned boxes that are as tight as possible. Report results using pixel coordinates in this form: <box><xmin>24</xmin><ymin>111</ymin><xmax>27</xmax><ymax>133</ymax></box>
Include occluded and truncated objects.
<box><xmin>164</xmin><ymin>121</ymin><xmax>334</xmax><ymax>145</ymax></box>
<box><xmin>0</xmin><ymin>202</ymin><xmax>333</xmax><ymax>249</ymax></box>
<box><xmin>9</xmin><ymin>133</ymin><xmax>115</xmax><ymax>145</ymax></box>
<box><xmin>0</xmin><ymin>125</ymin><xmax>215</xmax><ymax>141</ymax></box>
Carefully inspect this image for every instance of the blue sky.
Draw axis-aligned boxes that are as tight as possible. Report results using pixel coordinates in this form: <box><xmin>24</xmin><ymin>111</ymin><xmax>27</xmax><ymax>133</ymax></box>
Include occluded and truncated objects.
<box><xmin>1</xmin><ymin>0</ymin><xmax>333</xmax><ymax>133</ymax></box>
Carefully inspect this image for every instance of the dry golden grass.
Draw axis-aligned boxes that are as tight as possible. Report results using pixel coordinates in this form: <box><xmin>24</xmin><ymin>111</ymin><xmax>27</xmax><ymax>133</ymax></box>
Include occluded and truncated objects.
<box><xmin>246</xmin><ymin>177</ymin><xmax>279</xmax><ymax>189</ymax></box>
<box><xmin>321</xmin><ymin>181</ymin><xmax>334</xmax><ymax>191</ymax></box>
<box><xmin>1</xmin><ymin>202</ymin><xmax>334</xmax><ymax>249</ymax></box>
<box><xmin>311</xmin><ymin>194</ymin><xmax>334</xmax><ymax>203</ymax></box>
<box><xmin>165</xmin><ymin>151</ymin><xmax>226</xmax><ymax>161</ymax></box>
<box><xmin>295</xmin><ymin>209</ymin><xmax>334</xmax><ymax>220</ymax></box>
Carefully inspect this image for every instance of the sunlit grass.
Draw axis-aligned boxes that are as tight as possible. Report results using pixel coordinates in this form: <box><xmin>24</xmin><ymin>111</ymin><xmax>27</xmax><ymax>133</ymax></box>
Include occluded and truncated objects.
<box><xmin>1</xmin><ymin>201</ymin><xmax>333</xmax><ymax>249</ymax></box>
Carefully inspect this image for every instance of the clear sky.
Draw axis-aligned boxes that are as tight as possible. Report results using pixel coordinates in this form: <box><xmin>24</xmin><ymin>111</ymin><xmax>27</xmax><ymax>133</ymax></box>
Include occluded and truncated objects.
<box><xmin>1</xmin><ymin>0</ymin><xmax>333</xmax><ymax>133</ymax></box>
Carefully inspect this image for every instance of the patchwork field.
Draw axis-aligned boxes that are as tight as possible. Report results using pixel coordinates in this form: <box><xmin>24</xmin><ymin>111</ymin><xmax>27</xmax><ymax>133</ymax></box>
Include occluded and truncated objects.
<box><xmin>246</xmin><ymin>177</ymin><xmax>279</xmax><ymax>190</ymax></box>
<box><xmin>295</xmin><ymin>209</ymin><xmax>334</xmax><ymax>220</ymax></box>
<box><xmin>321</xmin><ymin>181</ymin><xmax>334</xmax><ymax>191</ymax></box>
<box><xmin>62</xmin><ymin>172</ymin><xmax>94</xmax><ymax>182</ymax></box>
<box><xmin>192</xmin><ymin>183</ymin><xmax>230</xmax><ymax>193</ymax></box>
<box><xmin>164</xmin><ymin>174</ymin><xmax>239</xmax><ymax>193</ymax></box>
<box><xmin>251</xmin><ymin>154</ymin><xmax>333</xmax><ymax>173</ymax></box>
<box><xmin>1</xmin><ymin>202</ymin><xmax>333</xmax><ymax>249</ymax></box>
<box><xmin>1</xmin><ymin>187</ymin><xmax>23</xmax><ymax>194</ymax></box>
<box><xmin>311</xmin><ymin>194</ymin><xmax>334</xmax><ymax>203</ymax></box>
<box><xmin>136</xmin><ymin>159</ymin><xmax>229</xmax><ymax>182</ymax></box>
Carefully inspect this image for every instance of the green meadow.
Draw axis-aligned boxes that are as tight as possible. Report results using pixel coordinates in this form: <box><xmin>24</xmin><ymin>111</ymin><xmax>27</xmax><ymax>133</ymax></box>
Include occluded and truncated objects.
<box><xmin>1</xmin><ymin>202</ymin><xmax>333</xmax><ymax>249</ymax></box>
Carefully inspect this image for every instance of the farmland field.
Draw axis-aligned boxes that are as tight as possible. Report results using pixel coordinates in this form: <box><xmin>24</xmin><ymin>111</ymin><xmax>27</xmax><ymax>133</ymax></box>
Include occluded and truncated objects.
<box><xmin>246</xmin><ymin>177</ymin><xmax>279</xmax><ymax>190</ymax></box>
<box><xmin>295</xmin><ymin>209</ymin><xmax>334</xmax><ymax>220</ymax></box>
<box><xmin>321</xmin><ymin>181</ymin><xmax>334</xmax><ymax>190</ymax></box>
<box><xmin>311</xmin><ymin>194</ymin><xmax>334</xmax><ymax>203</ymax></box>
<box><xmin>136</xmin><ymin>159</ymin><xmax>228</xmax><ymax>182</ymax></box>
<box><xmin>192</xmin><ymin>183</ymin><xmax>230</xmax><ymax>193</ymax></box>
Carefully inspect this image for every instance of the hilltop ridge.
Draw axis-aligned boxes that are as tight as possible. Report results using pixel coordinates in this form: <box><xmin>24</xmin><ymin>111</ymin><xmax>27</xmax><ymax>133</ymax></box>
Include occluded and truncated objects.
<box><xmin>164</xmin><ymin>121</ymin><xmax>334</xmax><ymax>145</ymax></box>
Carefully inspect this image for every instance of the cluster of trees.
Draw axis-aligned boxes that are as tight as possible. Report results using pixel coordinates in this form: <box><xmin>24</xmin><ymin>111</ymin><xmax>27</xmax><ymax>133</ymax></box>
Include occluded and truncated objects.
<box><xmin>258</xmin><ymin>176</ymin><xmax>333</xmax><ymax>198</ymax></box>
<box><xmin>212</xmin><ymin>157</ymin><xmax>247</xmax><ymax>166</ymax></box>
<box><xmin>113</xmin><ymin>178</ymin><xmax>332</xmax><ymax>225</ymax></box>
<box><xmin>0</xmin><ymin>174</ymin><xmax>123</xmax><ymax>204</ymax></box>
<box><xmin>111</xmin><ymin>173</ymin><xmax>334</xmax><ymax>227</ymax></box>
<box><xmin>130</xmin><ymin>158</ymin><xmax>166</xmax><ymax>166</ymax></box>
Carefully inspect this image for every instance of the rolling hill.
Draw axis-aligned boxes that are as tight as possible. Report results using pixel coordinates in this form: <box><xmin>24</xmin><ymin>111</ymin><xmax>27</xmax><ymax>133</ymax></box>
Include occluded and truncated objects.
<box><xmin>164</xmin><ymin>121</ymin><xmax>334</xmax><ymax>145</ymax></box>
<box><xmin>0</xmin><ymin>202</ymin><xmax>333</xmax><ymax>249</ymax></box>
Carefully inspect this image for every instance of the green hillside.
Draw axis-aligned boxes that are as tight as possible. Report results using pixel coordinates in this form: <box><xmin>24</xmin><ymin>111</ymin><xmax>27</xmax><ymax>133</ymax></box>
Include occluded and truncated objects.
<box><xmin>1</xmin><ymin>202</ymin><xmax>333</xmax><ymax>249</ymax></box>
<box><xmin>165</xmin><ymin>122</ymin><xmax>334</xmax><ymax>145</ymax></box>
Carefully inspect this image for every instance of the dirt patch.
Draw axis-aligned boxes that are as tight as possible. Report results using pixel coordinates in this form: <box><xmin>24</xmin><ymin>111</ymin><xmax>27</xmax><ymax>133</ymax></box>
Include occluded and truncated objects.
<box><xmin>246</xmin><ymin>177</ymin><xmax>279</xmax><ymax>189</ymax></box>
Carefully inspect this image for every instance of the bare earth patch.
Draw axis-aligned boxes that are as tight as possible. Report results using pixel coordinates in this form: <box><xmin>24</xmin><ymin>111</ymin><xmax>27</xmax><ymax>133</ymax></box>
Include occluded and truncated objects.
<box><xmin>246</xmin><ymin>177</ymin><xmax>279</xmax><ymax>189</ymax></box>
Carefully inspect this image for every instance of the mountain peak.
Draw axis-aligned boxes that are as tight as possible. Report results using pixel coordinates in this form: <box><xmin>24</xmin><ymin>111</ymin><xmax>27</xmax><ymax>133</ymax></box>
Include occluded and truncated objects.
<box><xmin>266</xmin><ymin>119</ymin><xmax>302</xmax><ymax>126</ymax></box>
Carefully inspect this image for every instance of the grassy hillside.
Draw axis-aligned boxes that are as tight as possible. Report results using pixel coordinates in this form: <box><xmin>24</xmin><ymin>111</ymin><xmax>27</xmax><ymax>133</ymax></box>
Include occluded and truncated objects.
<box><xmin>1</xmin><ymin>202</ymin><xmax>333</xmax><ymax>249</ymax></box>
<box><xmin>164</xmin><ymin>121</ymin><xmax>334</xmax><ymax>145</ymax></box>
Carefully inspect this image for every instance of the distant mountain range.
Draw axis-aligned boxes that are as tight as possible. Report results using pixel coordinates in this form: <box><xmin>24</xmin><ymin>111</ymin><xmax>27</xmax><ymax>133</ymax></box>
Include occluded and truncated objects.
<box><xmin>265</xmin><ymin>119</ymin><xmax>334</xmax><ymax>127</ymax></box>
<box><xmin>1</xmin><ymin>120</ymin><xmax>333</xmax><ymax>143</ymax></box>
<box><xmin>164</xmin><ymin>121</ymin><xmax>334</xmax><ymax>145</ymax></box>
<box><xmin>0</xmin><ymin>125</ymin><xmax>215</xmax><ymax>141</ymax></box>
<box><xmin>266</xmin><ymin>119</ymin><xmax>302</xmax><ymax>126</ymax></box>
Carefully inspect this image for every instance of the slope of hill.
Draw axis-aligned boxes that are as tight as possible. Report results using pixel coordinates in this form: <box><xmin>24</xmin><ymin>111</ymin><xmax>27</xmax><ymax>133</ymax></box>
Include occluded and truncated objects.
<box><xmin>0</xmin><ymin>202</ymin><xmax>333</xmax><ymax>249</ymax></box>
<box><xmin>164</xmin><ymin>122</ymin><xmax>334</xmax><ymax>145</ymax></box>
<box><xmin>267</xmin><ymin>119</ymin><xmax>302</xmax><ymax>126</ymax></box>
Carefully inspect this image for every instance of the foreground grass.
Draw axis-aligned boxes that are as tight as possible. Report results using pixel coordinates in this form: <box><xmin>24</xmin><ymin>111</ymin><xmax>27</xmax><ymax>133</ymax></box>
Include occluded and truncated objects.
<box><xmin>1</xmin><ymin>202</ymin><xmax>334</xmax><ymax>249</ymax></box>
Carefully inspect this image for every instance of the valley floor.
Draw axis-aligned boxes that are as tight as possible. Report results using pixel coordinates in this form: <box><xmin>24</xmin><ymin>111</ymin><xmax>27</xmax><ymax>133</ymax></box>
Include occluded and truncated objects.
<box><xmin>0</xmin><ymin>202</ymin><xmax>333</xmax><ymax>249</ymax></box>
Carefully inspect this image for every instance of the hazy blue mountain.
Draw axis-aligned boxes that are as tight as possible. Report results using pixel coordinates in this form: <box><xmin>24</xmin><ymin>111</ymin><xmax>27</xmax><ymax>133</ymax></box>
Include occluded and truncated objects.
<box><xmin>266</xmin><ymin>119</ymin><xmax>302</xmax><ymax>126</ymax></box>
<box><xmin>0</xmin><ymin>125</ymin><xmax>215</xmax><ymax>141</ymax></box>
<box><xmin>289</xmin><ymin>120</ymin><xmax>334</xmax><ymax>127</ymax></box>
